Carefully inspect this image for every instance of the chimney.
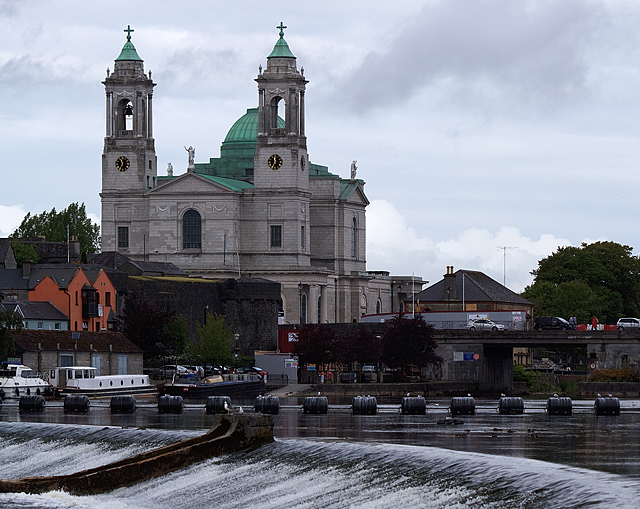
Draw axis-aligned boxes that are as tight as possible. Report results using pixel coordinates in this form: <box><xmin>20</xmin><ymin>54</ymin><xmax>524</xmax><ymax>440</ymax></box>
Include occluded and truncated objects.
<box><xmin>22</xmin><ymin>261</ymin><xmax>32</xmax><ymax>279</ymax></box>
<box><xmin>443</xmin><ymin>266</ymin><xmax>457</xmax><ymax>301</ymax></box>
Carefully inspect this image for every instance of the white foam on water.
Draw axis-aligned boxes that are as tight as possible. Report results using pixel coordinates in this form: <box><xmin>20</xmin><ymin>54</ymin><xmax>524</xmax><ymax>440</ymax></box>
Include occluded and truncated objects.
<box><xmin>2</xmin><ymin>435</ymin><xmax>640</xmax><ymax>508</ymax></box>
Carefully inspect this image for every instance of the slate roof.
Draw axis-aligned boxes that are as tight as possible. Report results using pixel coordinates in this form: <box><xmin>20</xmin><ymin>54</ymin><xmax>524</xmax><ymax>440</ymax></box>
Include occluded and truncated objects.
<box><xmin>415</xmin><ymin>269</ymin><xmax>532</xmax><ymax>306</ymax></box>
<box><xmin>119</xmin><ymin>260</ymin><xmax>187</xmax><ymax>277</ymax></box>
<box><xmin>2</xmin><ymin>301</ymin><xmax>68</xmax><ymax>321</ymax></box>
<box><xmin>0</xmin><ymin>269</ymin><xmax>29</xmax><ymax>292</ymax></box>
<box><xmin>11</xmin><ymin>330</ymin><xmax>143</xmax><ymax>354</ymax></box>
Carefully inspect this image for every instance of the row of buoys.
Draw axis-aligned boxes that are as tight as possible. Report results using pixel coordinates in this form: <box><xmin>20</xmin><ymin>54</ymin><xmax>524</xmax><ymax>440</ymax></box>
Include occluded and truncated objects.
<box><xmin>303</xmin><ymin>396</ymin><xmax>329</xmax><ymax>414</ymax></box>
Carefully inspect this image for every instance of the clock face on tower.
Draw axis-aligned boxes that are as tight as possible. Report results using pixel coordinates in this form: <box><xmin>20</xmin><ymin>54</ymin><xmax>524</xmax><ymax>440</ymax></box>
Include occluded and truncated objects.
<box><xmin>267</xmin><ymin>154</ymin><xmax>283</xmax><ymax>170</ymax></box>
<box><xmin>115</xmin><ymin>156</ymin><xmax>130</xmax><ymax>172</ymax></box>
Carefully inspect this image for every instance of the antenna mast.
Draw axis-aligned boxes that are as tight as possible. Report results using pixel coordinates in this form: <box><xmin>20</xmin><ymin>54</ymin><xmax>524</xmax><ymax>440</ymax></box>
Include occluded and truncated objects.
<box><xmin>497</xmin><ymin>246</ymin><xmax>517</xmax><ymax>287</ymax></box>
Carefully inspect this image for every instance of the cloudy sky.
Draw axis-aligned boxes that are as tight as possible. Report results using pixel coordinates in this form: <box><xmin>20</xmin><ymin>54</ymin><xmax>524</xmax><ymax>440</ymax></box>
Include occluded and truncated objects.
<box><xmin>1</xmin><ymin>0</ymin><xmax>639</xmax><ymax>292</ymax></box>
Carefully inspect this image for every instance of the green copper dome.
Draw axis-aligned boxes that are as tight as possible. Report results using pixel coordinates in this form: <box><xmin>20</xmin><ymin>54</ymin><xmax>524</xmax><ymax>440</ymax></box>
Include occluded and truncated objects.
<box><xmin>268</xmin><ymin>22</ymin><xmax>295</xmax><ymax>59</ymax></box>
<box><xmin>223</xmin><ymin>108</ymin><xmax>284</xmax><ymax>144</ymax></box>
<box><xmin>116</xmin><ymin>41</ymin><xmax>143</xmax><ymax>61</ymax></box>
<box><xmin>115</xmin><ymin>25</ymin><xmax>143</xmax><ymax>61</ymax></box>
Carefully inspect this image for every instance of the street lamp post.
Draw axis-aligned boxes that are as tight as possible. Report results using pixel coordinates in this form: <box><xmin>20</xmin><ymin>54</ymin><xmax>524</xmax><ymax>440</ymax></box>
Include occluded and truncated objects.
<box><xmin>234</xmin><ymin>333</ymin><xmax>239</xmax><ymax>370</ymax></box>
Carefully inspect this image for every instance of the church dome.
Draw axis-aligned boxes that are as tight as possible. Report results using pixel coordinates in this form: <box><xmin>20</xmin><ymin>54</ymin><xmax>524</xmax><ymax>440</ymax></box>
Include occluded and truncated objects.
<box><xmin>223</xmin><ymin>108</ymin><xmax>285</xmax><ymax>145</ymax></box>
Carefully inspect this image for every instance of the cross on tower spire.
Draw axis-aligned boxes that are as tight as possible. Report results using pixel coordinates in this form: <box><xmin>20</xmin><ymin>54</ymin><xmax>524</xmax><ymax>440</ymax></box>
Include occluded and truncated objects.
<box><xmin>276</xmin><ymin>22</ymin><xmax>287</xmax><ymax>38</ymax></box>
<box><xmin>124</xmin><ymin>25</ymin><xmax>134</xmax><ymax>41</ymax></box>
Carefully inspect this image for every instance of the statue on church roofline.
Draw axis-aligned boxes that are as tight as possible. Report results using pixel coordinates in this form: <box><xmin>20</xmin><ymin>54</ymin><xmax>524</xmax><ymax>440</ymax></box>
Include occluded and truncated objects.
<box><xmin>350</xmin><ymin>160</ymin><xmax>357</xmax><ymax>181</ymax></box>
<box><xmin>167</xmin><ymin>162</ymin><xmax>173</xmax><ymax>176</ymax></box>
<box><xmin>184</xmin><ymin>146</ymin><xmax>195</xmax><ymax>171</ymax></box>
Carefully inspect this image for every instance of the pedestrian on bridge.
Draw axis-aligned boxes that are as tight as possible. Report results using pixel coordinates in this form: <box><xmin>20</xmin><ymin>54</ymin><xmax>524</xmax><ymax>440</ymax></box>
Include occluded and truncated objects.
<box><xmin>592</xmin><ymin>316</ymin><xmax>599</xmax><ymax>331</ymax></box>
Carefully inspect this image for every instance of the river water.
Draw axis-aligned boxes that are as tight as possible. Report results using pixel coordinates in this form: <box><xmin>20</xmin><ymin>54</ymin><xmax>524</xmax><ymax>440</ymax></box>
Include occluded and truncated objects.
<box><xmin>0</xmin><ymin>396</ymin><xmax>639</xmax><ymax>508</ymax></box>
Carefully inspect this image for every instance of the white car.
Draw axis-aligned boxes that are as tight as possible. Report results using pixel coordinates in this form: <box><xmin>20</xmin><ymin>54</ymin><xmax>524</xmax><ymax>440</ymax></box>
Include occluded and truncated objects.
<box><xmin>616</xmin><ymin>318</ymin><xmax>640</xmax><ymax>331</ymax></box>
<box><xmin>466</xmin><ymin>319</ymin><xmax>507</xmax><ymax>332</ymax></box>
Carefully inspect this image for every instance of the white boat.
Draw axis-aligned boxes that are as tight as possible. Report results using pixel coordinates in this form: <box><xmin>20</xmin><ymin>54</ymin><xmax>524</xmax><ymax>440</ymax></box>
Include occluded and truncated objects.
<box><xmin>0</xmin><ymin>363</ymin><xmax>51</xmax><ymax>399</ymax></box>
<box><xmin>48</xmin><ymin>366</ymin><xmax>154</xmax><ymax>397</ymax></box>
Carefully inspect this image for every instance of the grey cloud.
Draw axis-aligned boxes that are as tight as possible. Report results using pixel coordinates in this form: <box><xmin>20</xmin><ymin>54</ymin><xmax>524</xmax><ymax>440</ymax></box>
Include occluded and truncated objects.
<box><xmin>336</xmin><ymin>0</ymin><xmax>602</xmax><ymax>112</ymax></box>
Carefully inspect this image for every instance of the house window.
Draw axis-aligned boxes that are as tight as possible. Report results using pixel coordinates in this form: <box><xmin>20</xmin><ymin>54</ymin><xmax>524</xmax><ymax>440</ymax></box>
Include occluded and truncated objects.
<box><xmin>75</xmin><ymin>291</ymin><xmax>78</xmax><ymax>305</ymax></box>
<box><xmin>24</xmin><ymin>322</ymin><xmax>29</xmax><ymax>329</ymax></box>
<box><xmin>182</xmin><ymin>210</ymin><xmax>202</xmax><ymax>249</ymax></box>
<box><xmin>55</xmin><ymin>323</ymin><xmax>61</xmax><ymax>330</ymax></box>
<box><xmin>351</xmin><ymin>217</ymin><xmax>357</xmax><ymax>257</ymax></box>
<box><xmin>270</xmin><ymin>225</ymin><xmax>282</xmax><ymax>248</ymax></box>
<box><xmin>147</xmin><ymin>176</ymin><xmax>150</xmax><ymax>188</ymax></box>
<box><xmin>82</xmin><ymin>321</ymin><xmax>88</xmax><ymax>330</ymax></box>
<box><xmin>105</xmin><ymin>292</ymin><xmax>111</xmax><ymax>307</ymax></box>
<box><xmin>95</xmin><ymin>322</ymin><xmax>100</xmax><ymax>331</ymax></box>
<box><xmin>60</xmin><ymin>354</ymin><xmax>74</xmax><ymax>367</ymax></box>
<box><xmin>74</xmin><ymin>321</ymin><xmax>78</xmax><ymax>331</ymax></box>
<box><xmin>118</xmin><ymin>226</ymin><xmax>129</xmax><ymax>248</ymax></box>
<box><xmin>37</xmin><ymin>322</ymin><xmax>43</xmax><ymax>329</ymax></box>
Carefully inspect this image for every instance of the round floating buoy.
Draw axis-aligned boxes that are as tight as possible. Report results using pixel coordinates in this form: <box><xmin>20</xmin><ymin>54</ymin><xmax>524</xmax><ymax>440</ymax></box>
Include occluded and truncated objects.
<box><xmin>594</xmin><ymin>396</ymin><xmax>620</xmax><ymax>416</ymax></box>
<box><xmin>352</xmin><ymin>396</ymin><xmax>377</xmax><ymax>415</ymax></box>
<box><xmin>547</xmin><ymin>396</ymin><xmax>572</xmax><ymax>415</ymax></box>
<box><xmin>64</xmin><ymin>394</ymin><xmax>90</xmax><ymax>413</ymax></box>
<box><xmin>205</xmin><ymin>396</ymin><xmax>232</xmax><ymax>414</ymax></box>
<box><xmin>19</xmin><ymin>395</ymin><xmax>45</xmax><ymax>412</ymax></box>
<box><xmin>303</xmin><ymin>396</ymin><xmax>328</xmax><ymax>414</ymax></box>
<box><xmin>498</xmin><ymin>396</ymin><xmax>524</xmax><ymax>415</ymax></box>
<box><xmin>158</xmin><ymin>395</ymin><xmax>184</xmax><ymax>414</ymax></box>
<box><xmin>401</xmin><ymin>396</ymin><xmax>426</xmax><ymax>415</ymax></box>
<box><xmin>450</xmin><ymin>396</ymin><xmax>475</xmax><ymax>415</ymax></box>
<box><xmin>254</xmin><ymin>395</ymin><xmax>280</xmax><ymax>414</ymax></box>
<box><xmin>110</xmin><ymin>395</ymin><xmax>137</xmax><ymax>413</ymax></box>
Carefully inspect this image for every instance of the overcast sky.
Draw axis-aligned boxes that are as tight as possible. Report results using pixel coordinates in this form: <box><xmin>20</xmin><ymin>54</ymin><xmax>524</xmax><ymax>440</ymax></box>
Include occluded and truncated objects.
<box><xmin>1</xmin><ymin>0</ymin><xmax>639</xmax><ymax>292</ymax></box>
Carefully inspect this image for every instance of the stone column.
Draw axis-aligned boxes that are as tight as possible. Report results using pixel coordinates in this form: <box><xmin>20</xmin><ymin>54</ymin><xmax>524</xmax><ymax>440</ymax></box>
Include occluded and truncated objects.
<box><xmin>299</xmin><ymin>90</ymin><xmax>305</xmax><ymax>136</ymax></box>
<box><xmin>258</xmin><ymin>89</ymin><xmax>265</xmax><ymax>135</ymax></box>
<box><xmin>105</xmin><ymin>92</ymin><xmax>111</xmax><ymax>137</ymax></box>
<box><xmin>147</xmin><ymin>93</ymin><xmax>153</xmax><ymax>139</ymax></box>
<box><xmin>309</xmin><ymin>284</ymin><xmax>319</xmax><ymax>324</ymax></box>
<box><xmin>320</xmin><ymin>285</ymin><xmax>328</xmax><ymax>323</ymax></box>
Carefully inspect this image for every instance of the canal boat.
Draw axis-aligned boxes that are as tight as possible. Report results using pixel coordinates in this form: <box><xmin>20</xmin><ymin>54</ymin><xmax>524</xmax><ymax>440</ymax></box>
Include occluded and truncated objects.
<box><xmin>48</xmin><ymin>366</ymin><xmax>154</xmax><ymax>398</ymax></box>
<box><xmin>0</xmin><ymin>363</ymin><xmax>51</xmax><ymax>399</ymax></box>
<box><xmin>157</xmin><ymin>373</ymin><xmax>265</xmax><ymax>399</ymax></box>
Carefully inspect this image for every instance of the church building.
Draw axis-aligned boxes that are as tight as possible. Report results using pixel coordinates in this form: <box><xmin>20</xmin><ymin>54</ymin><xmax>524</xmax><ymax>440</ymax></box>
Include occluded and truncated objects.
<box><xmin>100</xmin><ymin>25</ymin><xmax>421</xmax><ymax>324</ymax></box>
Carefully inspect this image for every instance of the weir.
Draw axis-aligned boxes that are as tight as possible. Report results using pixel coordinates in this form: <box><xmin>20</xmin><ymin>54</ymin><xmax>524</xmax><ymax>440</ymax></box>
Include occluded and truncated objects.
<box><xmin>0</xmin><ymin>414</ymin><xmax>273</xmax><ymax>496</ymax></box>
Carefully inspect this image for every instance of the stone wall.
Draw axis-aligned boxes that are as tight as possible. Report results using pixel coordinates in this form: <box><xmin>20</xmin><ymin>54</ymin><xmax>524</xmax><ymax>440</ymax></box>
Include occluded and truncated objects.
<box><xmin>126</xmin><ymin>276</ymin><xmax>280</xmax><ymax>356</ymax></box>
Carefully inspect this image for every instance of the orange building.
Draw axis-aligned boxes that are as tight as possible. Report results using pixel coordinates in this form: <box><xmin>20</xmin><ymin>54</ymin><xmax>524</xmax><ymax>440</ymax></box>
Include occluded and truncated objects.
<box><xmin>28</xmin><ymin>265</ymin><xmax>117</xmax><ymax>332</ymax></box>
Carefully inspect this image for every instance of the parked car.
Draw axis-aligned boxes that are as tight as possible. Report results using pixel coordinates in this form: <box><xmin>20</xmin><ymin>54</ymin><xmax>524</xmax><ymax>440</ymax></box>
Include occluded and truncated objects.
<box><xmin>533</xmin><ymin>316</ymin><xmax>571</xmax><ymax>330</ymax></box>
<box><xmin>237</xmin><ymin>366</ymin><xmax>267</xmax><ymax>376</ymax></box>
<box><xmin>154</xmin><ymin>365</ymin><xmax>194</xmax><ymax>379</ymax></box>
<box><xmin>616</xmin><ymin>317</ymin><xmax>640</xmax><ymax>331</ymax></box>
<box><xmin>362</xmin><ymin>364</ymin><xmax>378</xmax><ymax>372</ymax></box>
<box><xmin>184</xmin><ymin>365</ymin><xmax>205</xmax><ymax>377</ymax></box>
<box><xmin>466</xmin><ymin>319</ymin><xmax>507</xmax><ymax>331</ymax></box>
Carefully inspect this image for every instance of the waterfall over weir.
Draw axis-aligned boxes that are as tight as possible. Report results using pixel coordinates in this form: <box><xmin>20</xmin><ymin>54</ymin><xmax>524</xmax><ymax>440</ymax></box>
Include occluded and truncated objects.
<box><xmin>1</xmin><ymin>397</ymin><xmax>640</xmax><ymax>508</ymax></box>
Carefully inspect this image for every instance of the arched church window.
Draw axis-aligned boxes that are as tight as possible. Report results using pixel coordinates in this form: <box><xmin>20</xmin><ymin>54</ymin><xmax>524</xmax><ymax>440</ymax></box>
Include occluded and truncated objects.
<box><xmin>182</xmin><ymin>210</ymin><xmax>202</xmax><ymax>249</ymax></box>
<box><xmin>270</xmin><ymin>96</ymin><xmax>284</xmax><ymax>132</ymax></box>
<box><xmin>123</xmin><ymin>100</ymin><xmax>133</xmax><ymax>131</ymax></box>
<box><xmin>351</xmin><ymin>217</ymin><xmax>357</xmax><ymax>257</ymax></box>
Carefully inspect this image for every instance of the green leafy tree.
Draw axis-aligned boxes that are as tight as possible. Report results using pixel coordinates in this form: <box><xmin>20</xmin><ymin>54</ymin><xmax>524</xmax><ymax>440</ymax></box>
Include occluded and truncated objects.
<box><xmin>340</xmin><ymin>326</ymin><xmax>382</xmax><ymax>365</ymax></box>
<box><xmin>11</xmin><ymin>241</ymin><xmax>40</xmax><ymax>268</ymax></box>
<box><xmin>0</xmin><ymin>310</ymin><xmax>23</xmax><ymax>359</ymax></box>
<box><xmin>381</xmin><ymin>314</ymin><xmax>442</xmax><ymax>371</ymax></box>
<box><xmin>523</xmin><ymin>241</ymin><xmax>640</xmax><ymax>323</ymax></box>
<box><xmin>11</xmin><ymin>202</ymin><xmax>101</xmax><ymax>255</ymax></box>
<box><xmin>191</xmin><ymin>313</ymin><xmax>235</xmax><ymax>368</ymax></box>
<box><xmin>164</xmin><ymin>315</ymin><xmax>190</xmax><ymax>359</ymax></box>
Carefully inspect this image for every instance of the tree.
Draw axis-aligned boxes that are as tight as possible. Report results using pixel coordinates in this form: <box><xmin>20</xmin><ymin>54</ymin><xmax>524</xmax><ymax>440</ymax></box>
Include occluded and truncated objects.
<box><xmin>11</xmin><ymin>241</ymin><xmax>40</xmax><ymax>267</ymax></box>
<box><xmin>11</xmin><ymin>202</ymin><xmax>101</xmax><ymax>255</ymax></box>
<box><xmin>340</xmin><ymin>326</ymin><xmax>382</xmax><ymax>365</ymax></box>
<box><xmin>293</xmin><ymin>324</ymin><xmax>338</xmax><ymax>368</ymax></box>
<box><xmin>523</xmin><ymin>241</ymin><xmax>640</xmax><ymax>323</ymax></box>
<box><xmin>381</xmin><ymin>315</ymin><xmax>442</xmax><ymax>371</ymax></box>
<box><xmin>190</xmin><ymin>313</ymin><xmax>235</xmax><ymax>368</ymax></box>
<box><xmin>0</xmin><ymin>310</ymin><xmax>23</xmax><ymax>359</ymax></box>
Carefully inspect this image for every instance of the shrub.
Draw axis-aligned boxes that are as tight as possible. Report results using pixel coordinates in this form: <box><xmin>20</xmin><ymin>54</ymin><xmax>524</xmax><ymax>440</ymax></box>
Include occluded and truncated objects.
<box><xmin>589</xmin><ymin>368</ymin><xmax>639</xmax><ymax>383</ymax></box>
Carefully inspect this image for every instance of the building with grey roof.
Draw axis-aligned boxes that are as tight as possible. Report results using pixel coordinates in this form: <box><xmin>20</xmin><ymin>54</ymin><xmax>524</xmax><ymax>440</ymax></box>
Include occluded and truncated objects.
<box><xmin>411</xmin><ymin>266</ymin><xmax>534</xmax><ymax>327</ymax></box>
<box><xmin>2</xmin><ymin>301</ymin><xmax>69</xmax><ymax>331</ymax></box>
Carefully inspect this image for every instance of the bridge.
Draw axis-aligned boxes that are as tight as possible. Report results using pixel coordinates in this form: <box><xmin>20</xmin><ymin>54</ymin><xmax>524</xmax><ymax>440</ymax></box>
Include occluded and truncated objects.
<box><xmin>431</xmin><ymin>329</ymin><xmax>640</xmax><ymax>393</ymax></box>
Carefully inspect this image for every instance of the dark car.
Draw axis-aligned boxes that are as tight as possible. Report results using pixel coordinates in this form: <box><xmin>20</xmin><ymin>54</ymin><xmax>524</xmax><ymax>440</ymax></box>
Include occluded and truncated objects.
<box><xmin>534</xmin><ymin>316</ymin><xmax>571</xmax><ymax>330</ymax></box>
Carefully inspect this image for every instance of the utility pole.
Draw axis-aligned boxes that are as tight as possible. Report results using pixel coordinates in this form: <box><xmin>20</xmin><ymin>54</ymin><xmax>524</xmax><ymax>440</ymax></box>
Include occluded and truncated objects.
<box><xmin>497</xmin><ymin>246</ymin><xmax>517</xmax><ymax>287</ymax></box>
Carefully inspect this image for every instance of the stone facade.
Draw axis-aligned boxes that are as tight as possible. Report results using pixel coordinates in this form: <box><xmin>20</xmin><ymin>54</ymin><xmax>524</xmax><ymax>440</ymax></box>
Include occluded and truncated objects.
<box><xmin>100</xmin><ymin>27</ymin><xmax>416</xmax><ymax>326</ymax></box>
